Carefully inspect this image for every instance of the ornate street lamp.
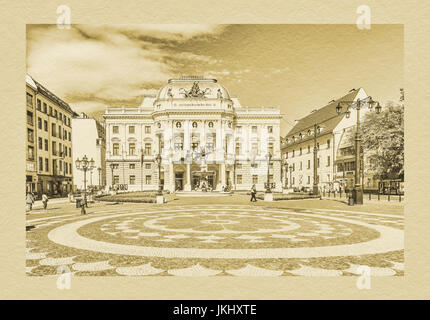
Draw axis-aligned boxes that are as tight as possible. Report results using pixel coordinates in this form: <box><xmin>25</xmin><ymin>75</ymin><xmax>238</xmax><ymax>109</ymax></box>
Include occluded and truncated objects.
<box><xmin>336</xmin><ymin>96</ymin><xmax>381</xmax><ymax>204</ymax></box>
<box><xmin>155</xmin><ymin>152</ymin><xmax>163</xmax><ymax>196</ymax></box>
<box><xmin>75</xmin><ymin>155</ymin><xmax>95</xmax><ymax>214</ymax></box>
<box><xmin>312</xmin><ymin>124</ymin><xmax>320</xmax><ymax>196</ymax></box>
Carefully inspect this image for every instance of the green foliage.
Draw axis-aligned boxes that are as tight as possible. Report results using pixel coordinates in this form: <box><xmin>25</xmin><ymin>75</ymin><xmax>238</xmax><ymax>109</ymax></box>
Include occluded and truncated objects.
<box><xmin>361</xmin><ymin>102</ymin><xmax>404</xmax><ymax>180</ymax></box>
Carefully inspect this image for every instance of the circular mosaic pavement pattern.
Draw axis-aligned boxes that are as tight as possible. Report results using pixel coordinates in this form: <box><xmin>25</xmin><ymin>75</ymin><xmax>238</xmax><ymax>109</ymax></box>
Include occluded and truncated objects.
<box><xmin>27</xmin><ymin>205</ymin><xmax>404</xmax><ymax>276</ymax></box>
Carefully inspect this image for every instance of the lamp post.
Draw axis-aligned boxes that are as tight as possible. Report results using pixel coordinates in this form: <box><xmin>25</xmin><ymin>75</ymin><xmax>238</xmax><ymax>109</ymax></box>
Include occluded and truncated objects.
<box><xmin>264</xmin><ymin>152</ymin><xmax>273</xmax><ymax>201</ymax></box>
<box><xmin>336</xmin><ymin>96</ymin><xmax>381</xmax><ymax>204</ymax></box>
<box><xmin>155</xmin><ymin>134</ymin><xmax>164</xmax><ymax>203</ymax></box>
<box><xmin>312</xmin><ymin>123</ymin><xmax>321</xmax><ymax>195</ymax></box>
<box><xmin>75</xmin><ymin>155</ymin><xmax>95</xmax><ymax>214</ymax></box>
<box><xmin>155</xmin><ymin>153</ymin><xmax>163</xmax><ymax>196</ymax></box>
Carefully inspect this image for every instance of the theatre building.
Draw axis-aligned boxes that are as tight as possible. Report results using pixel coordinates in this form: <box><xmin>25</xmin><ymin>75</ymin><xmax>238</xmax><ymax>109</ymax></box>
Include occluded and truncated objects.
<box><xmin>103</xmin><ymin>76</ymin><xmax>283</xmax><ymax>193</ymax></box>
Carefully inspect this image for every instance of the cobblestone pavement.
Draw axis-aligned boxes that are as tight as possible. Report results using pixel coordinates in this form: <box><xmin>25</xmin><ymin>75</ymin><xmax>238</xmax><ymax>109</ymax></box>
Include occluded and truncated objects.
<box><xmin>26</xmin><ymin>197</ymin><xmax>404</xmax><ymax>276</ymax></box>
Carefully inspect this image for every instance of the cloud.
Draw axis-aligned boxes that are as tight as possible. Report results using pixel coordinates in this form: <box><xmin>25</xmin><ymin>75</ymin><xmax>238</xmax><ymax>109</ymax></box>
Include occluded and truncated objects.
<box><xmin>27</xmin><ymin>25</ymin><xmax>229</xmax><ymax>114</ymax></box>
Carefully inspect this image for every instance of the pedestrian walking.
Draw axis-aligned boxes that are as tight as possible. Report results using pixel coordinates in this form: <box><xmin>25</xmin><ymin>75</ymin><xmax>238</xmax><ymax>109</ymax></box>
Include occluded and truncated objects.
<box><xmin>42</xmin><ymin>193</ymin><xmax>49</xmax><ymax>210</ymax></box>
<box><xmin>250</xmin><ymin>184</ymin><xmax>257</xmax><ymax>202</ymax></box>
<box><xmin>26</xmin><ymin>193</ymin><xmax>33</xmax><ymax>211</ymax></box>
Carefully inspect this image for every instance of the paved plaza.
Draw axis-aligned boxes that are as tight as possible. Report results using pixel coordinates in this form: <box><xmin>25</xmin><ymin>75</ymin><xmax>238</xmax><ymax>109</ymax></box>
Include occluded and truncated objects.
<box><xmin>26</xmin><ymin>196</ymin><xmax>404</xmax><ymax>276</ymax></box>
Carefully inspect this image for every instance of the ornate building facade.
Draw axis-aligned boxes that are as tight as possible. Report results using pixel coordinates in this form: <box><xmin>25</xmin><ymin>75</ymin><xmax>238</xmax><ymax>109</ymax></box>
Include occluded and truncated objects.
<box><xmin>281</xmin><ymin>87</ymin><xmax>376</xmax><ymax>192</ymax></box>
<box><xmin>26</xmin><ymin>75</ymin><xmax>76</xmax><ymax>197</ymax></box>
<box><xmin>103</xmin><ymin>76</ymin><xmax>283</xmax><ymax>193</ymax></box>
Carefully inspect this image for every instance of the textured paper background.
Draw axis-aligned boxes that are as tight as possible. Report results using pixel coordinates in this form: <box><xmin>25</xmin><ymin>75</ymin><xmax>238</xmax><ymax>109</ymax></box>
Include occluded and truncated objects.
<box><xmin>0</xmin><ymin>0</ymin><xmax>429</xmax><ymax>299</ymax></box>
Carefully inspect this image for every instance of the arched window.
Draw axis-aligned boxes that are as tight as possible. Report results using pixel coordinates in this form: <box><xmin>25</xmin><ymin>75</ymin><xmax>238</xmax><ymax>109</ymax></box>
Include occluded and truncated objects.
<box><xmin>208</xmin><ymin>121</ymin><xmax>214</xmax><ymax>128</ymax></box>
<box><xmin>192</xmin><ymin>121</ymin><xmax>198</xmax><ymax>128</ymax></box>
<box><xmin>176</xmin><ymin>122</ymin><xmax>182</xmax><ymax>128</ymax></box>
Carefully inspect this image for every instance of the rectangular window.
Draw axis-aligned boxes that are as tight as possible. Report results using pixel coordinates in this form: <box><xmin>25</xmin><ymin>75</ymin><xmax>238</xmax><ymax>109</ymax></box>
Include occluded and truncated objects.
<box><xmin>327</xmin><ymin>156</ymin><xmax>331</xmax><ymax>167</ymax></box>
<box><xmin>58</xmin><ymin>125</ymin><xmax>62</xmax><ymax>139</ymax></box>
<box><xmin>39</xmin><ymin>157</ymin><xmax>43</xmax><ymax>171</ymax></box>
<box><xmin>129</xmin><ymin>143</ymin><xmax>136</xmax><ymax>155</ymax></box>
<box><xmin>44</xmin><ymin>139</ymin><xmax>48</xmax><ymax>151</ymax></box>
<box><xmin>28</xmin><ymin>146</ymin><xmax>34</xmax><ymax>160</ymax></box>
<box><xmin>307</xmin><ymin>159</ymin><xmax>310</xmax><ymax>169</ymax></box>
<box><xmin>252</xmin><ymin>175</ymin><xmax>258</xmax><ymax>184</ymax></box>
<box><xmin>113</xmin><ymin>175</ymin><xmax>119</xmax><ymax>184</ymax></box>
<box><xmin>145</xmin><ymin>175</ymin><xmax>152</xmax><ymax>185</ymax></box>
<box><xmin>54</xmin><ymin>110</ymin><xmax>58</xmax><ymax>119</ymax></box>
<box><xmin>308</xmin><ymin>145</ymin><xmax>310</xmax><ymax>153</ymax></box>
<box><xmin>145</xmin><ymin>163</ymin><xmax>151</xmax><ymax>169</ymax></box>
<box><xmin>237</xmin><ymin>175</ymin><xmax>242</xmax><ymax>184</ymax></box>
<box><xmin>129</xmin><ymin>164</ymin><xmax>135</xmax><ymax>169</ymax></box>
<box><xmin>27</xmin><ymin>111</ymin><xmax>33</xmax><ymax>126</ymax></box>
<box><xmin>27</xmin><ymin>129</ymin><xmax>34</xmax><ymax>143</ymax></box>
<box><xmin>44</xmin><ymin>120</ymin><xmax>48</xmax><ymax>132</ymax></box>
<box><xmin>292</xmin><ymin>150</ymin><xmax>295</xmax><ymax>157</ymax></box>
<box><xmin>327</xmin><ymin>139</ymin><xmax>331</xmax><ymax>149</ymax></box>
<box><xmin>59</xmin><ymin>112</ymin><xmax>63</xmax><ymax>122</ymax></box>
<box><xmin>113</xmin><ymin>126</ymin><xmax>119</xmax><ymax>134</ymax></box>
<box><xmin>37</xmin><ymin>99</ymin><xmax>41</xmax><ymax>110</ymax></box>
<box><xmin>59</xmin><ymin>160</ymin><xmax>63</xmax><ymax>172</ymax></box>
<box><xmin>51</xmin><ymin>123</ymin><xmax>56</xmax><ymax>137</ymax></box>
<box><xmin>145</xmin><ymin>126</ymin><xmax>151</xmax><ymax>134</ymax></box>
<box><xmin>68</xmin><ymin>132</ymin><xmax>71</xmax><ymax>141</ymax></box>
<box><xmin>129</xmin><ymin>126</ymin><xmax>135</xmax><ymax>134</ymax></box>
<box><xmin>49</xmin><ymin>106</ymin><xmax>52</xmax><ymax>116</ymax></box>
<box><xmin>26</xmin><ymin>92</ymin><xmax>33</xmax><ymax>106</ymax></box>
<box><xmin>43</xmin><ymin>103</ymin><xmax>47</xmax><ymax>113</ymax></box>
<box><xmin>52</xmin><ymin>141</ymin><xmax>56</xmax><ymax>156</ymax></box>
<box><xmin>113</xmin><ymin>143</ymin><xmax>119</xmax><ymax>155</ymax></box>
<box><xmin>307</xmin><ymin>176</ymin><xmax>310</xmax><ymax>184</ymax></box>
<box><xmin>45</xmin><ymin>158</ymin><xmax>49</xmax><ymax>172</ymax></box>
<box><xmin>145</xmin><ymin>143</ymin><xmax>151</xmax><ymax>156</ymax></box>
<box><xmin>268</xmin><ymin>126</ymin><xmax>273</xmax><ymax>133</ymax></box>
<box><xmin>38</xmin><ymin>117</ymin><xmax>42</xmax><ymax>129</ymax></box>
<box><xmin>38</xmin><ymin>137</ymin><xmax>42</xmax><ymax>149</ymax></box>
<box><xmin>129</xmin><ymin>175</ymin><xmax>136</xmax><ymax>185</ymax></box>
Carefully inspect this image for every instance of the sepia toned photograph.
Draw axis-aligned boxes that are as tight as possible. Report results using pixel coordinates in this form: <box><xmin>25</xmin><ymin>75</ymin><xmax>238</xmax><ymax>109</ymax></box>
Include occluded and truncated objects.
<box><xmin>25</xmin><ymin>24</ymin><xmax>404</xmax><ymax>278</ymax></box>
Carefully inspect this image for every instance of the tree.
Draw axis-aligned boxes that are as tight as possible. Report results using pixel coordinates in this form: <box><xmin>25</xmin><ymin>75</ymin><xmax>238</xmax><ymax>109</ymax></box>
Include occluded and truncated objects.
<box><xmin>360</xmin><ymin>101</ymin><xmax>404</xmax><ymax>180</ymax></box>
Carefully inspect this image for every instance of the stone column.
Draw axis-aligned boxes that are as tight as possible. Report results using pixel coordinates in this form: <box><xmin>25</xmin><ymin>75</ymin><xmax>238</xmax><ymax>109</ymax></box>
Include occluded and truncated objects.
<box><xmin>184</xmin><ymin>163</ymin><xmax>191</xmax><ymax>191</ymax></box>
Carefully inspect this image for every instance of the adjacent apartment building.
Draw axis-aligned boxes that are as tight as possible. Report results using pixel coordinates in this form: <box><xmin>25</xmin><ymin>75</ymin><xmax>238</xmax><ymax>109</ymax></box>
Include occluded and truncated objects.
<box><xmin>26</xmin><ymin>75</ymin><xmax>76</xmax><ymax>197</ymax></box>
<box><xmin>103</xmin><ymin>76</ymin><xmax>283</xmax><ymax>192</ymax></box>
<box><xmin>281</xmin><ymin>88</ymin><xmax>375</xmax><ymax>192</ymax></box>
<box><xmin>72</xmin><ymin>112</ymin><xmax>106</xmax><ymax>190</ymax></box>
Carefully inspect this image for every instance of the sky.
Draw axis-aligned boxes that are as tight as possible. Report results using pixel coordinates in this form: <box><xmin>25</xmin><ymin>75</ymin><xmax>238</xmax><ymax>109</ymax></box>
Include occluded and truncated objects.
<box><xmin>26</xmin><ymin>24</ymin><xmax>403</xmax><ymax>135</ymax></box>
